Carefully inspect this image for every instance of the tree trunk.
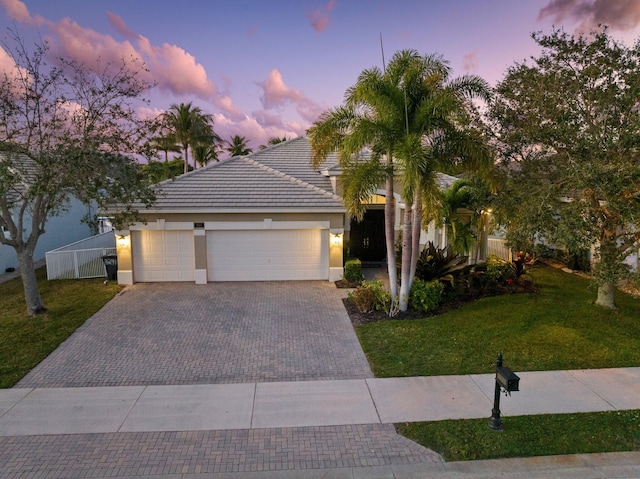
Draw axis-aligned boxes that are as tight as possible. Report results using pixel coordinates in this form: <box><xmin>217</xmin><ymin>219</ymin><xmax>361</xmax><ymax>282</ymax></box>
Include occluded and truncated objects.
<box><xmin>17</xmin><ymin>247</ymin><xmax>47</xmax><ymax>315</ymax></box>
<box><xmin>183</xmin><ymin>145</ymin><xmax>189</xmax><ymax>174</ymax></box>
<box><xmin>385</xmin><ymin>174</ymin><xmax>398</xmax><ymax>303</ymax></box>
<box><xmin>409</xmin><ymin>191</ymin><xmax>422</xmax><ymax>282</ymax></box>
<box><xmin>399</xmin><ymin>200</ymin><xmax>413</xmax><ymax>312</ymax></box>
<box><xmin>595</xmin><ymin>281</ymin><xmax>616</xmax><ymax>309</ymax></box>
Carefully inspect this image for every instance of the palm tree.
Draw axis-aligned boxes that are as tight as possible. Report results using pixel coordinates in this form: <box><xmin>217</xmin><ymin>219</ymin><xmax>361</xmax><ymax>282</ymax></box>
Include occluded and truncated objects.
<box><xmin>149</xmin><ymin>135</ymin><xmax>181</xmax><ymax>162</ymax></box>
<box><xmin>309</xmin><ymin>50</ymin><xmax>493</xmax><ymax>312</ymax></box>
<box><xmin>193</xmin><ymin>143</ymin><xmax>219</xmax><ymax>167</ymax></box>
<box><xmin>160</xmin><ymin>102</ymin><xmax>217</xmax><ymax>174</ymax></box>
<box><xmin>226</xmin><ymin>135</ymin><xmax>253</xmax><ymax>156</ymax></box>
<box><xmin>258</xmin><ymin>136</ymin><xmax>290</xmax><ymax>150</ymax></box>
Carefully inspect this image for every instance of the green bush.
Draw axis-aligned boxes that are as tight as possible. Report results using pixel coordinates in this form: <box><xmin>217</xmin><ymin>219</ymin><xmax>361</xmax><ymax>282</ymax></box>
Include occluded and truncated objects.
<box><xmin>410</xmin><ymin>279</ymin><xmax>445</xmax><ymax>313</ymax></box>
<box><xmin>348</xmin><ymin>280</ymin><xmax>390</xmax><ymax>313</ymax></box>
<box><xmin>343</xmin><ymin>258</ymin><xmax>364</xmax><ymax>283</ymax></box>
<box><xmin>485</xmin><ymin>256</ymin><xmax>516</xmax><ymax>284</ymax></box>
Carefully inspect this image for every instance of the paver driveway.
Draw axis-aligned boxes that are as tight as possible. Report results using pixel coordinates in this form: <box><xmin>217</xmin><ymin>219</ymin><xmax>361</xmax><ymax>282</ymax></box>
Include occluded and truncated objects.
<box><xmin>17</xmin><ymin>281</ymin><xmax>373</xmax><ymax>388</ymax></box>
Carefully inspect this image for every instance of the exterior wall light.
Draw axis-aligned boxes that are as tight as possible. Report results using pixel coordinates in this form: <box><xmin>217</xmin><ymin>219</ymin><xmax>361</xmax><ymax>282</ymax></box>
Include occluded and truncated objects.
<box><xmin>332</xmin><ymin>233</ymin><xmax>343</xmax><ymax>246</ymax></box>
<box><xmin>117</xmin><ymin>234</ymin><xmax>129</xmax><ymax>247</ymax></box>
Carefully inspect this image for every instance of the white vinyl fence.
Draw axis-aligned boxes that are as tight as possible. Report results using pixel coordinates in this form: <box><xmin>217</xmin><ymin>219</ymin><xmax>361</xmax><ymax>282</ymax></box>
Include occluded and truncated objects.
<box><xmin>487</xmin><ymin>238</ymin><xmax>512</xmax><ymax>261</ymax></box>
<box><xmin>46</xmin><ymin>231</ymin><xmax>116</xmax><ymax>280</ymax></box>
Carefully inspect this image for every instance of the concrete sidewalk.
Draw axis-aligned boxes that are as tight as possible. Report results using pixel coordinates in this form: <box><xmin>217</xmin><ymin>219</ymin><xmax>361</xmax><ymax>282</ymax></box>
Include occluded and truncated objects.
<box><xmin>1</xmin><ymin>368</ymin><xmax>640</xmax><ymax>478</ymax></box>
<box><xmin>2</xmin><ymin>367</ymin><xmax>639</xmax><ymax>436</ymax></box>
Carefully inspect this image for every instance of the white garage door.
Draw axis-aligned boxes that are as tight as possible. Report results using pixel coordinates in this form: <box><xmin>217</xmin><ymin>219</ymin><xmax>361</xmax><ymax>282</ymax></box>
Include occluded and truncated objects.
<box><xmin>132</xmin><ymin>230</ymin><xmax>195</xmax><ymax>282</ymax></box>
<box><xmin>207</xmin><ymin>229</ymin><xmax>329</xmax><ymax>281</ymax></box>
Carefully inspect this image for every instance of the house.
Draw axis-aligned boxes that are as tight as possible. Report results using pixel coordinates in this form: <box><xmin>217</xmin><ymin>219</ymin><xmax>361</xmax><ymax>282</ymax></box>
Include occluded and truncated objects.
<box><xmin>115</xmin><ymin>137</ymin><xmax>346</xmax><ymax>284</ymax></box>
<box><xmin>114</xmin><ymin>137</ymin><xmax>464</xmax><ymax>285</ymax></box>
<box><xmin>0</xmin><ymin>152</ymin><xmax>94</xmax><ymax>274</ymax></box>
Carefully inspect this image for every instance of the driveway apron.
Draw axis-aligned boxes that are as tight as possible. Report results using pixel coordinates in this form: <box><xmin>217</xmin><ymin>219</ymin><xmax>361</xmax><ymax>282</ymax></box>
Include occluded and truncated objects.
<box><xmin>17</xmin><ymin>281</ymin><xmax>373</xmax><ymax>388</ymax></box>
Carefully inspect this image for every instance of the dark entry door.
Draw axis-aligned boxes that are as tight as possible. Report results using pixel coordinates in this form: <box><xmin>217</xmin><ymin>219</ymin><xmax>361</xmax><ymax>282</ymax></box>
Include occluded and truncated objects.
<box><xmin>349</xmin><ymin>209</ymin><xmax>386</xmax><ymax>261</ymax></box>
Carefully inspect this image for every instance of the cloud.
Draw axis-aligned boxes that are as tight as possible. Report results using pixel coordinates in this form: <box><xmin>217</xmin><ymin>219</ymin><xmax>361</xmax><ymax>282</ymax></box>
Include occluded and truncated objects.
<box><xmin>307</xmin><ymin>0</ymin><xmax>337</xmax><ymax>33</ymax></box>
<box><xmin>258</xmin><ymin>69</ymin><xmax>305</xmax><ymax>108</ymax></box>
<box><xmin>0</xmin><ymin>45</ymin><xmax>31</xmax><ymax>95</ymax></box>
<box><xmin>0</xmin><ymin>0</ymin><xmax>46</xmax><ymax>25</ymax></box>
<box><xmin>106</xmin><ymin>12</ymin><xmax>139</xmax><ymax>39</ymax></box>
<box><xmin>539</xmin><ymin>0</ymin><xmax>640</xmax><ymax>32</ymax></box>
<box><xmin>256</xmin><ymin>69</ymin><xmax>324</xmax><ymax>123</ymax></box>
<box><xmin>462</xmin><ymin>50</ymin><xmax>478</xmax><ymax>73</ymax></box>
<box><xmin>1</xmin><ymin>0</ymin><xmax>319</xmax><ymax>149</ymax></box>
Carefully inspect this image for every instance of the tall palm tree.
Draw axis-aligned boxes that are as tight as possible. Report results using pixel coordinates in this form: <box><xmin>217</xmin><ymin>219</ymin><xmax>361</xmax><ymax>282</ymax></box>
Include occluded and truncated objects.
<box><xmin>160</xmin><ymin>102</ymin><xmax>217</xmax><ymax>174</ymax></box>
<box><xmin>226</xmin><ymin>135</ymin><xmax>253</xmax><ymax>157</ymax></box>
<box><xmin>309</xmin><ymin>50</ymin><xmax>493</xmax><ymax>312</ymax></box>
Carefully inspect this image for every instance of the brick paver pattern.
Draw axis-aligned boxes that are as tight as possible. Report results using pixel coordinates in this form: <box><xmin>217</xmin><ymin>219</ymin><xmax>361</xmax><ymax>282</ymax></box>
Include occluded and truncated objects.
<box><xmin>17</xmin><ymin>282</ymin><xmax>373</xmax><ymax>388</ymax></box>
<box><xmin>0</xmin><ymin>424</ymin><xmax>443</xmax><ymax>478</ymax></box>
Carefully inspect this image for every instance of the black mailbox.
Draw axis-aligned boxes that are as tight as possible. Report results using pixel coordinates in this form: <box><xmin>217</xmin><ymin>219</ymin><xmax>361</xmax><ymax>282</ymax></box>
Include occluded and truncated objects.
<box><xmin>489</xmin><ymin>353</ymin><xmax>521</xmax><ymax>431</ymax></box>
<box><xmin>496</xmin><ymin>366</ymin><xmax>520</xmax><ymax>392</ymax></box>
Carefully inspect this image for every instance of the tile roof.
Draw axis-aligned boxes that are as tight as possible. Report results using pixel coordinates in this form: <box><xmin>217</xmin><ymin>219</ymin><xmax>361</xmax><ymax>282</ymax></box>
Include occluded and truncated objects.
<box><xmin>145</xmin><ymin>140</ymin><xmax>344</xmax><ymax>212</ymax></box>
<box><xmin>245</xmin><ymin>137</ymin><xmax>339</xmax><ymax>189</ymax></box>
<box><xmin>0</xmin><ymin>152</ymin><xmax>40</xmax><ymax>204</ymax></box>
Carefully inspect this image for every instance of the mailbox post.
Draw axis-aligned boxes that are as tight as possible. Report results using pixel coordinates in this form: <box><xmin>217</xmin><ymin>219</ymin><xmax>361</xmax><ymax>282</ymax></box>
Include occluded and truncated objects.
<box><xmin>488</xmin><ymin>353</ymin><xmax>520</xmax><ymax>431</ymax></box>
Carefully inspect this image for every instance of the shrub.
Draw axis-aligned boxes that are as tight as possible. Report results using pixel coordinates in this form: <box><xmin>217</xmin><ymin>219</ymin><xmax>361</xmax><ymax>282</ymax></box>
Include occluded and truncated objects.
<box><xmin>484</xmin><ymin>256</ymin><xmax>516</xmax><ymax>285</ymax></box>
<box><xmin>410</xmin><ymin>279</ymin><xmax>445</xmax><ymax>313</ymax></box>
<box><xmin>344</xmin><ymin>258</ymin><xmax>364</xmax><ymax>283</ymax></box>
<box><xmin>348</xmin><ymin>280</ymin><xmax>390</xmax><ymax>313</ymax></box>
<box><xmin>415</xmin><ymin>242</ymin><xmax>469</xmax><ymax>285</ymax></box>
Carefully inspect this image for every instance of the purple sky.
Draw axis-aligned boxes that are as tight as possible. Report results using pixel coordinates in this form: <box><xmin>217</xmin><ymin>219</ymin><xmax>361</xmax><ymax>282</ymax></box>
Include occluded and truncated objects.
<box><xmin>2</xmin><ymin>0</ymin><xmax>640</xmax><ymax>154</ymax></box>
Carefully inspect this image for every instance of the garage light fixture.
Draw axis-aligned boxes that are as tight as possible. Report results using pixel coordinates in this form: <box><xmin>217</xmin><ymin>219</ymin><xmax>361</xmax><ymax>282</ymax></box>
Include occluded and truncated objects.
<box><xmin>117</xmin><ymin>234</ymin><xmax>129</xmax><ymax>248</ymax></box>
<box><xmin>332</xmin><ymin>233</ymin><xmax>343</xmax><ymax>246</ymax></box>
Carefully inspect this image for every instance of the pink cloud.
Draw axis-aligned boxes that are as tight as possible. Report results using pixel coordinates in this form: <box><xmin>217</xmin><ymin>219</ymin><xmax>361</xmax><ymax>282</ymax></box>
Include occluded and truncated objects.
<box><xmin>462</xmin><ymin>50</ymin><xmax>478</xmax><ymax>73</ymax></box>
<box><xmin>0</xmin><ymin>45</ymin><xmax>31</xmax><ymax>95</ymax></box>
<box><xmin>106</xmin><ymin>12</ymin><xmax>139</xmax><ymax>39</ymax></box>
<box><xmin>3</xmin><ymin>1</ymin><xmax>244</xmax><ymax>119</ymax></box>
<box><xmin>256</xmin><ymin>69</ymin><xmax>324</xmax><ymax>123</ymax></box>
<box><xmin>0</xmin><ymin>0</ymin><xmax>46</xmax><ymax>25</ymax></box>
<box><xmin>539</xmin><ymin>0</ymin><xmax>640</xmax><ymax>32</ymax></box>
<box><xmin>307</xmin><ymin>0</ymin><xmax>337</xmax><ymax>33</ymax></box>
<box><xmin>258</xmin><ymin>69</ymin><xmax>305</xmax><ymax>108</ymax></box>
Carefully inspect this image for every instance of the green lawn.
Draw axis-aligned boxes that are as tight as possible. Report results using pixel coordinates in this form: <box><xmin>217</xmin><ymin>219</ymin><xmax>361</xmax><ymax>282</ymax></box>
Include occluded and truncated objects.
<box><xmin>356</xmin><ymin>265</ymin><xmax>640</xmax><ymax>377</ymax></box>
<box><xmin>356</xmin><ymin>264</ymin><xmax>640</xmax><ymax>461</ymax></box>
<box><xmin>0</xmin><ymin>268</ymin><xmax>121</xmax><ymax>388</ymax></box>
<box><xmin>398</xmin><ymin>410</ymin><xmax>640</xmax><ymax>461</ymax></box>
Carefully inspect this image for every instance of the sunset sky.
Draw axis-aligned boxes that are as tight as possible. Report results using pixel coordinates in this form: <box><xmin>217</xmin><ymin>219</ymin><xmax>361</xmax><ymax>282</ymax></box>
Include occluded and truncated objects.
<box><xmin>2</xmin><ymin>0</ymin><xmax>640</xmax><ymax>154</ymax></box>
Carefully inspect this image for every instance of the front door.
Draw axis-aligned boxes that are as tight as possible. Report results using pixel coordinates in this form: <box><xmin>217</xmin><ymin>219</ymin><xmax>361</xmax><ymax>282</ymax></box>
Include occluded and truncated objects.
<box><xmin>349</xmin><ymin>209</ymin><xmax>386</xmax><ymax>261</ymax></box>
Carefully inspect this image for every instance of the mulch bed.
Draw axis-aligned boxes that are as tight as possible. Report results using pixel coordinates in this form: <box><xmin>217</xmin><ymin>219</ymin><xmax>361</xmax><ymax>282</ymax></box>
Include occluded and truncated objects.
<box><xmin>341</xmin><ymin>278</ymin><xmax>538</xmax><ymax>327</ymax></box>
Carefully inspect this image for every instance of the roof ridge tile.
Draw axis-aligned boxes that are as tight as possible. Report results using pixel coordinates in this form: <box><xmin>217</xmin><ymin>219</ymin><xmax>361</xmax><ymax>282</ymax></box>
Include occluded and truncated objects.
<box><xmin>242</xmin><ymin>157</ymin><xmax>341</xmax><ymax>201</ymax></box>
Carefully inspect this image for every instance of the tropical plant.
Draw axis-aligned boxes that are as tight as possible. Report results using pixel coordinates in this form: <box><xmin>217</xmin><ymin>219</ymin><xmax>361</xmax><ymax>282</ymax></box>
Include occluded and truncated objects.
<box><xmin>160</xmin><ymin>102</ymin><xmax>220</xmax><ymax>173</ymax></box>
<box><xmin>309</xmin><ymin>49</ymin><xmax>493</xmax><ymax>312</ymax></box>
<box><xmin>439</xmin><ymin>178</ymin><xmax>494</xmax><ymax>260</ymax></box>
<box><xmin>414</xmin><ymin>242</ymin><xmax>469</xmax><ymax>285</ymax></box>
<box><xmin>192</xmin><ymin>143</ymin><xmax>218</xmax><ymax>167</ymax></box>
<box><xmin>225</xmin><ymin>135</ymin><xmax>253</xmax><ymax>157</ymax></box>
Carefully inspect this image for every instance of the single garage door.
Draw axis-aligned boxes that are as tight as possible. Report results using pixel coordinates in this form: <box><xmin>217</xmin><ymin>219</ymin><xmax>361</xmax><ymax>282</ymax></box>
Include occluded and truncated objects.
<box><xmin>132</xmin><ymin>230</ymin><xmax>195</xmax><ymax>282</ymax></box>
<box><xmin>207</xmin><ymin>229</ymin><xmax>329</xmax><ymax>281</ymax></box>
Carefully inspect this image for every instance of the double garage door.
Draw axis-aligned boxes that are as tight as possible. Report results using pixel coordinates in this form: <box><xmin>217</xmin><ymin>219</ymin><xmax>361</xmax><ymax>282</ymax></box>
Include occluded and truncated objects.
<box><xmin>132</xmin><ymin>228</ymin><xmax>329</xmax><ymax>282</ymax></box>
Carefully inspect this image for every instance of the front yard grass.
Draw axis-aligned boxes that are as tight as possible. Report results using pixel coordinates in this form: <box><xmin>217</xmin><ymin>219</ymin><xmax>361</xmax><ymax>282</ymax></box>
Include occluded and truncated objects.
<box><xmin>0</xmin><ymin>268</ymin><xmax>121</xmax><ymax>388</ymax></box>
<box><xmin>355</xmin><ymin>264</ymin><xmax>640</xmax><ymax>461</ymax></box>
<box><xmin>398</xmin><ymin>410</ymin><xmax>640</xmax><ymax>461</ymax></box>
<box><xmin>356</xmin><ymin>264</ymin><xmax>640</xmax><ymax>377</ymax></box>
